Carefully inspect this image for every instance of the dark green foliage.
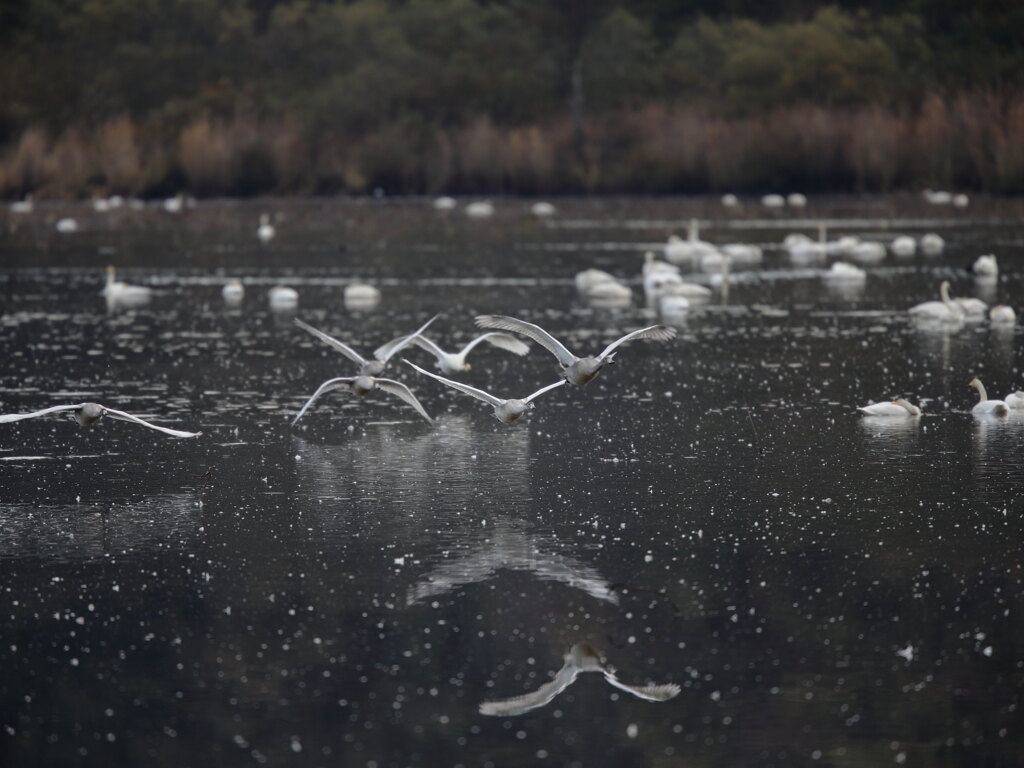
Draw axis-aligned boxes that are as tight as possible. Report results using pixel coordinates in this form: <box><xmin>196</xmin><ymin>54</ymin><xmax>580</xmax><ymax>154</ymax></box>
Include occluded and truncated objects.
<box><xmin>0</xmin><ymin>0</ymin><xmax>1022</xmax><ymax>194</ymax></box>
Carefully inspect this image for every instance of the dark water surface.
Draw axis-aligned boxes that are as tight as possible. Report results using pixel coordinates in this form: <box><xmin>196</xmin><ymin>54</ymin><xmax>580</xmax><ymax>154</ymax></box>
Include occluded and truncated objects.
<box><xmin>1</xmin><ymin>197</ymin><xmax>1023</xmax><ymax>767</ymax></box>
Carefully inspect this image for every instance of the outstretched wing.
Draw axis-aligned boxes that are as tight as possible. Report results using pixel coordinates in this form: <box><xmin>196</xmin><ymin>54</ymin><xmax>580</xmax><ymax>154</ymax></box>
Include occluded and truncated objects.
<box><xmin>407</xmin><ymin>335</ymin><xmax>449</xmax><ymax>362</ymax></box>
<box><xmin>0</xmin><ymin>404</ymin><xmax>84</xmax><ymax>424</ymax></box>
<box><xmin>374</xmin><ymin>315</ymin><xmax>438</xmax><ymax>363</ymax></box>
<box><xmin>291</xmin><ymin>377</ymin><xmax>354</xmax><ymax>425</ymax></box>
<box><xmin>375</xmin><ymin>379</ymin><xmax>434</xmax><ymax>423</ymax></box>
<box><xmin>459</xmin><ymin>332</ymin><xmax>530</xmax><ymax>358</ymax></box>
<box><xmin>523</xmin><ymin>379</ymin><xmax>566</xmax><ymax>404</ymax></box>
<box><xmin>101</xmin><ymin>407</ymin><xmax>201</xmax><ymax>438</ymax></box>
<box><xmin>403</xmin><ymin>360</ymin><xmax>503</xmax><ymax>407</ymax></box>
<box><xmin>602</xmin><ymin>671</ymin><xmax>681</xmax><ymax>702</ymax></box>
<box><xmin>294</xmin><ymin>319</ymin><xmax>367</xmax><ymax>368</ymax></box>
<box><xmin>597</xmin><ymin>325</ymin><xmax>677</xmax><ymax>361</ymax></box>
<box><xmin>475</xmin><ymin>315</ymin><xmax>576</xmax><ymax>366</ymax></box>
<box><xmin>479</xmin><ymin>662</ymin><xmax>579</xmax><ymax>717</ymax></box>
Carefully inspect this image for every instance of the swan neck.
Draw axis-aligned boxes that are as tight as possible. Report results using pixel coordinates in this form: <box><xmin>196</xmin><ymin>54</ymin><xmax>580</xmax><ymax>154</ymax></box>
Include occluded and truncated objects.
<box><xmin>974</xmin><ymin>380</ymin><xmax>988</xmax><ymax>402</ymax></box>
<box><xmin>940</xmin><ymin>282</ymin><xmax>952</xmax><ymax>306</ymax></box>
<box><xmin>689</xmin><ymin>218</ymin><xmax>699</xmax><ymax>242</ymax></box>
<box><xmin>818</xmin><ymin>224</ymin><xmax>826</xmax><ymax>245</ymax></box>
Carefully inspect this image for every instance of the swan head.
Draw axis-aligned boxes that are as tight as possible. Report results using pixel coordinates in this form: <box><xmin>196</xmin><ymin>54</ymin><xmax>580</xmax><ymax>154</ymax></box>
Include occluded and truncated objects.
<box><xmin>968</xmin><ymin>377</ymin><xmax>981</xmax><ymax>389</ymax></box>
<box><xmin>351</xmin><ymin>376</ymin><xmax>377</xmax><ymax>396</ymax></box>
<box><xmin>893</xmin><ymin>398</ymin><xmax>921</xmax><ymax>416</ymax></box>
<box><xmin>76</xmin><ymin>403</ymin><xmax>105</xmax><ymax>426</ymax></box>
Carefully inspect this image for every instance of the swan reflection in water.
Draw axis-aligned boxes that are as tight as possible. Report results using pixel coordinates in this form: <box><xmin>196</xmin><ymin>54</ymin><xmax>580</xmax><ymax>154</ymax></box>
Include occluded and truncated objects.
<box><xmin>406</xmin><ymin>519</ymin><xmax>618</xmax><ymax>606</ymax></box>
<box><xmin>479</xmin><ymin>642</ymin><xmax>680</xmax><ymax>716</ymax></box>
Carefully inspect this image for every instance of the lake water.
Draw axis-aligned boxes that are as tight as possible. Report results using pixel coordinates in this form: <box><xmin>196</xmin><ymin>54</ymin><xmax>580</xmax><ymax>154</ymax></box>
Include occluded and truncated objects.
<box><xmin>1</xmin><ymin>196</ymin><xmax>1023</xmax><ymax>767</ymax></box>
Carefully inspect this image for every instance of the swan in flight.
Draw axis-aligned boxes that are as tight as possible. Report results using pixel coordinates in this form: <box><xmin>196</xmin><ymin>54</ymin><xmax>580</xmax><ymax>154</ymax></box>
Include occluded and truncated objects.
<box><xmin>0</xmin><ymin>403</ymin><xmax>199</xmax><ymax>437</ymax></box>
<box><xmin>101</xmin><ymin>266</ymin><xmax>152</xmax><ymax>304</ymax></box>
<box><xmin>292</xmin><ymin>376</ymin><xmax>432</xmax><ymax>424</ymax></box>
<box><xmin>404</xmin><ymin>360</ymin><xmax>564</xmax><ymax>424</ymax></box>
<box><xmin>474</xmin><ymin>315</ymin><xmax>676</xmax><ymax>385</ymax></box>
<box><xmin>968</xmin><ymin>378</ymin><xmax>1009</xmax><ymax>416</ymax></box>
<box><xmin>294</xmin><ymin>315</ymin><xmax>435</xmax><ymax>376</ymax></box>
<box><xmin>479</xmin><ymin>643</ymin><xmax>680</xmax><ymax>717</ymax></box>
<box><xmin>908</xmin><ymin>281</ymin><xmax>963</xmax><ymax>321</ymax></box>
<box><xmin>409</xmin><ymin>333</ymin><xmax>530</xmax><ymax>375</ymax></box>
<box><xmin>857</xmin><ymin>398</ymin><xmax>921</xmax><ymax>417</ymax></box>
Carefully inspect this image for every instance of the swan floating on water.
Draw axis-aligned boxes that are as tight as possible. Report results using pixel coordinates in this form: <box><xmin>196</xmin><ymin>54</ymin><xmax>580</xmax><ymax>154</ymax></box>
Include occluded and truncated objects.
<box><xmin>268</xmin><ymin>285</ymin><xmax>298</xmax><ymax>310</ymax></box>
<box><xmin>10</xmin><ymin>195</ymin><xmax>33</xmax><ymax>214</ymax></box>
<box><xmin>824</xmin><ymin>262</ymin><xmax>866</xmax><ymax>282</ymax></box>
<box><xmin>721</xmin><ymin>193</ymin><xmax>739</xmax><ymax>207</ymax></box>
<box><xmin>761</xmin><ymin>194</ymin><xmax>785</xmax><ymax>208</ymax></box>
<box><xmin>972</xmin><ymin>254</ymin><xmax>998</xmax><ymax>277</ymax></box>
<box><xmin>908</xmin><ymin>281</ymin><xmax>963</xmax><ymax>322</ymax></box>
<box><xmin>55</xmin><ymin>217</ymin><xmax>78</xmax><ymax>233</ymax></box>
<box><xmin>890</xmin><ymin>236</ymin><xmax>916</xmax><ymax>256</ymax></box>
<box><xmin>920</xmin><ymin>233</ymin><xmax>945</xmax><ymax>255</ymax></box>
<box><xmin>101</xmin><ymin>266</ymin><xmax>152</xmax><ymax>304</ymax></box>
<box><xmin>222</xmin><ymin>280</ymin><xmax>244</xmax><ymax>304</ymax></box>
<box><xmin>989</xmin><ymin>305</ymin><xmax>1016</xmax><ymax>324</ymax></box>
<box><xmin>1005</xmin><ymin>391</ymin><xmax>1024</xmax><ymax>409</ymax></box>
<box><xmin>968</xmin><ymin>378</ymin><xmax>1009</xmax><ymax>416</ymax></box>
<box><xmin>787</xmin><ymin>193</ymin><xmax>807</xmax><ymax>207</ymax></box>
<box><xmin>465</xmin><ymin>201</ymin><xmax>495</xmax><ymax>218</ymax></box>
<box><xmin>857</xmin><ymin>398</ymin><xmax>921</xmax><ymax>418</ymax></box>
<box><xmin>664</xmin><ymin>219</ymin><xmax>720</xmax><ymax>265</ymax></box>
<box><xmin>257</xmin><ymin>214</ymin><xmax>275</xmax><ymax>243</ymax></box>
<box><xmin>405</xmin><ymin>359</ymin><xmax>564</xmax><ymax>424</ymax></box>
<box><xmin>475</xmin><ymin>315</ymin><xmax>676</xmax><ymax>386</ymax></box>
<box><xmin>433</xmin><ymin>196</ymin><xmax>457</xmax><ymax>210</ymax></box>
<box><xmin>0</xmin><ymin>403</ymin><xmax>199</xmax><ymax>437</ymax></box>
<box><xmin>531</xmin><ymin>201</ymin><xmax>556</xmax><ymax>217</ymax></box>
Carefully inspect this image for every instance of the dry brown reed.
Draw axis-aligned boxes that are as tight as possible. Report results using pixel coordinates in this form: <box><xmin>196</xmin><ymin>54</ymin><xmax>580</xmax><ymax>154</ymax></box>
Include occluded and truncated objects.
<box><xmin>3</xmin><ymin>94</ymin><xmax>1024</xmax><ymax>198</ymax></box>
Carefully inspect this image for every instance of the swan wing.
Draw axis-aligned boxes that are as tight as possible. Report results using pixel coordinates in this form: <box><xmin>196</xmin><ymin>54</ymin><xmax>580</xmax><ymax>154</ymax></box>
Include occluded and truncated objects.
<box><xmin>602</xmin><ymin>671</ymin><xmax>681</xmax><ymax>702</ymax></box>
<box><xmin>403</xmin><ymin>360</ymin><xmax>503</xmax><ymax>407</ymax></box>
<box><xmin>460</xmin><ymin>332</ymin><xmax>531</xmax><ymax>358</ymax></box>
<box><xmin>523</xmin><ymin>379</ymin><xmax>566</xmax><ymax>404</ymax></box>
<box><xmin>374</xmin><ymin>315</ymin><xmax>438</xmax><ymax>362</ymax></box>
<box><xmin>291</xmin><ymin>377</ymin><xmax>354</xmax><ymax>425</ymax></box>
<box><xmin>479</xmin><ymin>662</ymin><xmax>579</xmax><ymax>717</ymax></box>
<box><xmin>597</xmin><ymin>325</ymin><xmax>677</xmax><ymax>361</ymax></box>
<box><xmin>294</xmin><ymin>319</ymin><xmax>367</xmax><ymax>368</ymax></box>
<box><xmin>101</xmin><ymin>407</ymin><xmax>201</xmax><ymax>438</ymax></box>
<box><xmin>407</xmin><ymin>335</ymin><xmax>449</xmax><ymax>361</ymax></box>
<box><xmin>475</xmin><ymin>315</ymin><xmax>577</xmax><ymax>366</ymax></box>
<box><xmin>857</xmin><ymin>402</ymin><xmax>904</xmax><ymax>417</ymax></box>
<box><xmin>0</xmin><ymin>404</ymin><xmax>85</xmax><ymax>423</ymax></box>
<box><xmin>375</xmin><ymin>379</ymin><xmax>433</xmax><ymax>423</ymax></box>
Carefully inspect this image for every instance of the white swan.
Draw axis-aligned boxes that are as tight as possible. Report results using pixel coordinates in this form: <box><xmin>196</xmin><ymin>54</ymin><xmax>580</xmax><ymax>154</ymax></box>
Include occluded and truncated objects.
<box><xmin>101</xmin><ymin>266</ymin><xmax>152</xmax><ymax>303</ymax></box>
<box><xmin>663</xmin><ymin>219</ymin><xmax>720</xmax><ymax>265</ymax></box>
<box><xmin>857</xmin><ymin>398</ymin><xmax>921</xmax><ymax>417</ymax></box>
<box><xmin>433</xmin><ymin>196</ymin><xmax>457</xmax><ymax>210</ymax></box>
<box><xmin>163</xmin><ymin>193</ymin><xmax>185</xmax><ymax>213</ymax></box>
<box><xmin>268</xmin><ymin>285</ymin><xmax>298</xmax><ymax>309</ymax></box>
<box><xmin>783</xmin><ymin>233</ymin><xmax>812</xmax><ymax>248</ymax></box>
<box><xmin>257</xmin><ymin>214</ymin><xmax>275</xmax><ymax>243</ymax></box>
<box><xmin>584</xmin><ymin>281</ymin><xmax>632</xmax><ymax>303</ymax></box>
<box><xmin>721</xmin><ymin>242</ymin><xmax>763</xmax><ymax>265</ymax></box>
<box><xmin>969</xmin><ymin>378</ymin><xmax>1009</xmax><ymax>416</ymax></box>
<box><xmin>787</xmin><ymin>193</ymin><xmax>807</xmax><ymax>207</ymax></box>
<box><xmin>973</xmin><ymin>254</ymin><xmax>998</xmax><ymax>277</ymax></box>
<box><xmin>409</xmin><ymin>333</ymin><xmax>530</xmax><ymax>375</ymax></box>
<box><xmin>761</xmin><ymin>194</ymin><xmax>785</xmax><ymax>208</ymax></box>
<box><xmin>55</xmin><ymin>217</ymin><xmax>78</xmax><ymax>233</ymax></box>
<box><xmin>824</xmin><ymin>262</ymin><xmax>866</xmax><ymax>281</ymax></box>
<box><xmin>292</xmin><ymin>375</ymin><xmax>432</xmax><ymax>425</ymax></box>
<box><xmin>908</xmin><ymin>281</ymin><xmax>963</xmax><ymax>321</ymax></box>
<box><xmin>575</xmin><ymin>269</ymin><xmax>618</xmax><ymax>294</ymax></box>
<box><xmin>788</xmin><ymin>224</ymin><xmax>828</xmax><ymax>264</ymax></box>
<box><xmin>924</xmin><ymin>190</ymin><xmax>952</xmax><ymax>205</ymax></box>
<box><xmin>531</xmin><ymin>201</ymin><xmax>556</xmax><ymax>217</ymax></box>
<box><xmin>222</xmin><ymin>280</ymin><xmax>244</xmax><ymax>303</ymax></box>
<box><xmin>953</xmin><ymin>193</ymin><xmax>969</xmax><ymax>208</ymax></box>
<box><xmin>1005</xmin><ymin>391</ymin><xmax>1024</xmax><ymax>409</ymax></box>
<box><xmin>0</xmin><ymin>402</ymin><xmax>199</xmax><ymax>437</ymax></box>
<box><xmin>920</xmin><ymin>233</ymin><xmax>945</xmax><ymax>255</ymax></box>
<box><xmin>404</xmin><ymin>360</ymin><xmax>565</xmax><ymax>424</ymax></box>
<box><xmin>10</xmin><ymin>195</ymin><xmax>33</xmax><ymax>214</ymax></box>
<box><xmin>850</xmin><ymin>240</ymin><xmax>887</xmax><ymax>263</ymax></box>
<box><xmin>465</xmin><ymin>201</ymin><xmax>495</xmax><ymax>218</ymax></box>
<box><xmin>642</xmin><ymin>251</ymin><xmax>680</xmax><ymax>277</ymax></box>
<box><xmin>721</xmin><ymin>193</ymin><xmax>739</xmax><ymax>207</ymax></box>
<box><xmin>890</xmin><ymin>236</ymin><xmax>916</xmax><ymax>256</ymax></box>
<box><xmin>989</xmin><ymin>305</ymin><xmax>1016</xmax><ymax>324</ymax></box>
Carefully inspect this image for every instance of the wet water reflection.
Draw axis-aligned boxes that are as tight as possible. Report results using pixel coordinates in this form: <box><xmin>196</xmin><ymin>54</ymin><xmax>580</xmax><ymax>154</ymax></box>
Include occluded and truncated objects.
<box><xmin>1</xmin><ymin>198</ymin><xmax>1023</xmax><ymax>767</ymax></box>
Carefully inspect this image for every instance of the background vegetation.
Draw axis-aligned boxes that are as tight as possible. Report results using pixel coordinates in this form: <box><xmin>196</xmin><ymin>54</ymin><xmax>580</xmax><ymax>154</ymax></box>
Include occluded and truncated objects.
<box><xmin>2</xmin><ymin>0</ymin><xmax>1023</xmax><ymax>197</ymax></box>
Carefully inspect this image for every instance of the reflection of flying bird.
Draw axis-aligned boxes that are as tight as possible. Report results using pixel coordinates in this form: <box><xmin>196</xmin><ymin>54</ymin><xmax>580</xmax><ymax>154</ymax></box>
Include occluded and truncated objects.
<box><xmin>480</xmin><ymin>643</ymin><xmax>680</xmax><ymax>717</ymax></box>
<box><xmin>406</xmin><ymin>522</ymin><xmax>618</xmax><ymax>606</ymax></box>
<box><xmin>409</xmin><ymin>333</ymin><xmax>530</xmax><ymax>375</ymax></box>
<box><xmin>0</xmin><ymin>403</ymin><xmax>199</xmax><ymax>437</ymax></box>
<box><xmin>404</xmin><ymin>360</ymin><xmax>563</xmax><ymax>423</ymax></box>
<box><xmin>292</xmin><ymin>376</ymin><xmax>432</xmax><ymax>424</ymax></box>
<box><xmin>295</xmin><ymin>315</ymin><xmax>436</xmax><ymax>376</ymax></box>
<box><xmin>475</xmin><ymin>315</ymin><xmax>676</xmax><ymax>385</ymax></box>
